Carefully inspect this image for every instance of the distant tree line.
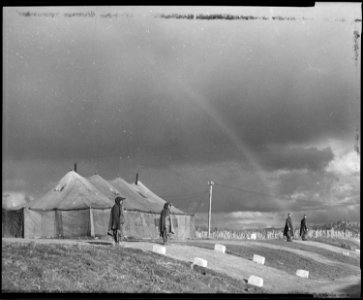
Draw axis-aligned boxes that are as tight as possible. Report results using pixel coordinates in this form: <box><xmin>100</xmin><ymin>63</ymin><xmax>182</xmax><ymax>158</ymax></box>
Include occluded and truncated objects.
<box><xmin>16</xmin><ymin>10</ymin><xmax>95</xmax><ymax>18</ymax></box>
<box><xmin>64</xmin><ymin>11</ymin><xmax>96</xmax><ymax>18</ymax></box>
<box><xmin>154</xmin><ymin>14</ymin><xmax>323</xmax><ymax>21</ymax></box>
<box><xmin>100</xmin><ymin>13</ymin><xmax>133</xmax><ymax>19</ymax></box>
<box><xmin>157</xmin><ymin>13</ymin><xmax>194</xmax><ymax>20</ymax></box>
<box><xmin>17</xmin><ymin>11</ymin><xmax>59</xmax><ymax>18</ymax></box>
<box><xmin>154</xmin><ymin>14</ymin><xmax>333</xmax><ymax>22</ymax></box>
<box><xmin>195</xmin><ymin>14</ymin><xmax>267</xmax><ymax>20</ymax></box>
<box><xmin>17</xmin><ymin>10</ymin><xmax>360</xmax><ymax>23</ymax></box>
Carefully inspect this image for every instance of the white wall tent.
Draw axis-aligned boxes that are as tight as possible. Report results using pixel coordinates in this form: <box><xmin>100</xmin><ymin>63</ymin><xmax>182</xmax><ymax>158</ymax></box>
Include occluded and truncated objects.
<box><xmin>6</xmin><ymin>171</ymin><xmax>195</xmax><ymax>239</ymax></box>
<box><xmin>23</xmin><ymin>171</ymin><xmax>112</xmax><ymax>238</ymax></box>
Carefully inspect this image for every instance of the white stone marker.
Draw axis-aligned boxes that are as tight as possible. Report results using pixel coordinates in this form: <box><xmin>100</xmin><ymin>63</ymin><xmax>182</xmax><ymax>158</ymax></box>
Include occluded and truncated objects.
<box><xmin>296</xmin><ymin>269</ymin><xmax>309</xmax><ymax>278</ymax></box>
<box><xmin>248</xmin><ymin>275</ymin><xmax>264</xmax><ymax>287</ymax></box>
<box><xmin>342</xmin><ymin>251</ymin><xmax>350</xmax><ymax>256</ymax></box>
<box><xmin>152</xmin><ymin>244</ymin><xmax>166</xmax><ymax>255</ymax></box>
<box><xmin>252</xmin><ymin>254</ymin><xmax>265</xmax><ymax>265</ymax></box>
<box><xmin>193</xmin><ymin>257</ymin><xmax>208</xmax><ymax>268</ymax></box>
<box><xmin>214</xmin><ymin>244</ymin><xmax>226</xmax><ymax>253</ymax></box>
<box><xmin>250</xmin><ymin>233</ymin><xmax>257</xmax><ymax>240</ymax></box>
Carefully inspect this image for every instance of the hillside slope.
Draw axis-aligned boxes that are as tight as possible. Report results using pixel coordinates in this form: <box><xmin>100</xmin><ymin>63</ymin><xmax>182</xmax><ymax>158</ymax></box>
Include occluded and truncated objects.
<box><xmin>2</xmin><ymin>238</ymin><xmax>261</xmax><ymax>293</ymax></box>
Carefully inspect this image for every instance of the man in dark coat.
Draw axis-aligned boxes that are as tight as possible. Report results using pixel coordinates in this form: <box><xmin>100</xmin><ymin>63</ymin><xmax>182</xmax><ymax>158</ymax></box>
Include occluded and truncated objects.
<box><xmin>283</xmin><ymin>212</ymin><xmax>294</xmax><ymax>242</ymax></box>
<box><xmin>159</xmin><ymin>202</ymin><xmax>175</xmax><ymax>245</ymax></box>
<box><xmin>300</xmin><ymin>214</ymin><xmax>308</xmax><ymax>241</ymax></box>
<box><xmin>108</xmin><ymin>196</ymin><xmax>126</xmax><ymax>245</ymax></box>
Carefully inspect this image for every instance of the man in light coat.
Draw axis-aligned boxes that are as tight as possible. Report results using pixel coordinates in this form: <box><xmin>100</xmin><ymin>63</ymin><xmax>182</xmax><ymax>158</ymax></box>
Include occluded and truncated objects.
<box><xmin>159</xmin><ymin>202</ymin><xmax>175</xmax><ymax>245</ymax></box>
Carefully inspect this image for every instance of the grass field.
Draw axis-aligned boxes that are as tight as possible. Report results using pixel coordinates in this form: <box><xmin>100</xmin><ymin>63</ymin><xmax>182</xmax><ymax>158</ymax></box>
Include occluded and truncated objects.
<box><xmin>2</xmin><ymin>239</ymin><xmax>263</xmax><ymax>293</ymax></box>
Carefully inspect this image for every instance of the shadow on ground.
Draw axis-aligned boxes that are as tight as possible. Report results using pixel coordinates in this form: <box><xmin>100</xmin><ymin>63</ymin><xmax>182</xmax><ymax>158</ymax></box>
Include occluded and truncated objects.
<box><xmin>338</xmin><ymin>282</ymin><xmax>361</xmax><ymax>298</ymax></box>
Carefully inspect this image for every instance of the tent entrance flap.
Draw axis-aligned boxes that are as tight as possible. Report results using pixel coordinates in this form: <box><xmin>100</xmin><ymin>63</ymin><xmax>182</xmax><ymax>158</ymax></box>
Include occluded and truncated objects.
<box><xmin>2</xmin><ymin>208</ymin><xmax>24</xmax><ymax>238</ymax></box>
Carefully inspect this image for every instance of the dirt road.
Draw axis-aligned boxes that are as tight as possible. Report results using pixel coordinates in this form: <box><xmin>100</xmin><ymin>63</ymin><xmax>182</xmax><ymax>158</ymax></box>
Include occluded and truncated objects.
<box><xmin>122</xmin><ymin>240</ymin><xmax>360</xmax><ymax>296</ymax></box>
<box><xmin>189</xmin><ymin>239</ymin><xmax>360</xmax><ymax>266</ymax></box>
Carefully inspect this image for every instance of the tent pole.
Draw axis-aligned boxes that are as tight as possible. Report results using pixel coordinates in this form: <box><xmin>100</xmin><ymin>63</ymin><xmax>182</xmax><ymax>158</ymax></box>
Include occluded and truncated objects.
<box><xmin>89</xmin><ymin>206</ymin><xmax>95</xmax><ymax>238</ymax></box>
<box><xmin>208</xmin><ymin>181</ymin><xmax>214</xmax><ymax>239</ymax></box>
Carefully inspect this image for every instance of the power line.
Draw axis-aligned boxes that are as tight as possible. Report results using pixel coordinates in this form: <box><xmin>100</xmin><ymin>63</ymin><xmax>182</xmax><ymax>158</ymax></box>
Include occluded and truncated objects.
<box><xmin>299</xmin><ymin>201</ymin><xmax>359</xmax><ymax>212</ymax></box>
<box><xmin>214</xmin><ymin>182</ymin><xmax>275</xmax><ymax>198</ymax></box>
<box><xmin>213</xmin><ymin>182</ymin><xmax>296</xmax><ymax>202</ymax></box>
<box><xmin>188</xmin><ymin>193</ymin><xmax>207</xmax><ymax>215</ymax></box>
<box><xmin>166</xmin><ymin>196</ymin><xmax>208</xmax><ymax>203</ymax></box>
<box><xmin>162</xmin><ymin>190</ymin><xmax>209</xmax><ymax>215</ymax></box>
<box><xmin>160</xmin><ymin>190</ymin><xmax>209</xmax><ymax>199</ymax></box>
<box><xmin>159</xmin><ymin>190</ymin><xmax>209</xmax><ymax>215</ymax></box>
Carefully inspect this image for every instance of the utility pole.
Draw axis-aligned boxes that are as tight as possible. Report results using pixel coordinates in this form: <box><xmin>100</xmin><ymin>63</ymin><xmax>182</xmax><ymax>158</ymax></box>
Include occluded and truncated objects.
<box><xmin>208</xmin><ymin>180</ymin><xmax>214</xmax><ymax>239</ymax></box>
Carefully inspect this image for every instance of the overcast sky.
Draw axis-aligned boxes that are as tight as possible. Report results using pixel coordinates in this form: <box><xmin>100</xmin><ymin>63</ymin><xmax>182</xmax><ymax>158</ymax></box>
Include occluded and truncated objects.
<box><xmin>3</xmin><ymin>4</ymin><xmax>361</xmax><ymax>228</ymax></box>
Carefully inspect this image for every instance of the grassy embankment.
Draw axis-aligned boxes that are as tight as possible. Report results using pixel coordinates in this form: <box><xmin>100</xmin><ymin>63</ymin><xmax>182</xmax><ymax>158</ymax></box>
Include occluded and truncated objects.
<box><xmin>2</xmin><ymin>240</ymin><xmax>263</xmax><ymax>293</ymax></box>
<box><xmin>307</xmin><ymin>237</ymin><xmax>360</xmax><ymax>251</ymax></box>
<box><xmin>182</xmin><ymin>239</ymin><xmax>360</xmax><ymax>281</ymax></box>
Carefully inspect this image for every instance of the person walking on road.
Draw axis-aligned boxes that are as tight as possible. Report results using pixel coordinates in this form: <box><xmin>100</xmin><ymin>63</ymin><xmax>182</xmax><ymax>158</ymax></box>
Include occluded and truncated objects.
<box><xmin>159</xmin><ymin>202</ymin><xmax>175</xmax><ymax>245</ymax></box>
<box><xmin>108</xmin><ymin>195</ymin><xmax>126</xmax><ymax>246</ymax></box>
<box><xmin>300</xmin><ymin>214</ymin><xmax>309</xmax><ymax>241</ymax></box>
<box><xmin>283</xmin><ymin>212</ymin><xmax>294</xmax><ymax>242</ymax></box>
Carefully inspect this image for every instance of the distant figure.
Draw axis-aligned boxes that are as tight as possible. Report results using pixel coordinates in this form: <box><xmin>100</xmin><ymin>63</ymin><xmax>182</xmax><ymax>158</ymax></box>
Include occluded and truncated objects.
<box><xmin>108</xmin><ymin>196</ymin><xmax>126</xmax><ymax>245</ymax></box>
<box><xmin>283</xmin><ymin>213</ymin><xmax>294</xmax><ymax>242</ymax></box>
<box><xmin>300</xmin><ymin>214</ymin><xmax>308</xmax><ymax>241</ymax></box>
<box><xmin>159</xmin><ymin>202</ymin><xmax>175</xmax><ymax>245</ymax></box>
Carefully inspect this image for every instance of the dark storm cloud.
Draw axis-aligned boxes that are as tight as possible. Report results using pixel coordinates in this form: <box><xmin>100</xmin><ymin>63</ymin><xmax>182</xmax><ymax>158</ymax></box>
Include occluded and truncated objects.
<box><xmin>4</xmin><ymin>7</ymin><xmax>359</xmax><ymax>170</ymax></box>
<box><xmin>275</xmin><ymin>169</ymin><xmax>336</xmax><ymax>197</ymax></box>
<box><xmin>211</xmin><ymin>187</ymin><xmax>281</xmax><ymax>212</ymax></box>
<box><xmin>258</xmin><ymin>146</ymin><xmax>334</xmax><ymax>171</ymax></box>
<box><xmin>139</xmin><ymin>162</ymin><xmax>285</xmax><ymax>214</ymax></box>
<box><xmin>3</xmin><ymin>6</ymin><xmax>361</xmax><ymax>224</ymax></box>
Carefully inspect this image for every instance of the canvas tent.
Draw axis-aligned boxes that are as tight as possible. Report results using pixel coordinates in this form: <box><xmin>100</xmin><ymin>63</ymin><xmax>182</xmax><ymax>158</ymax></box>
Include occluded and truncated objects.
<box><xmin>2</xmin><ymin>192</ymin><xmax>27</xmax><ymax>238</ymax></box>
<box><xmin>4</xmin><ymin>171</ymin><xmax>195</xmax><ymax>239</ymax></box>
<box><xmin>128</xmin><ymin>180</ymin><xmax>195</xmax><ymax>239</ymax></box>
<box><xmin>21</xmin><ymin>171</ymin><xmax>112</xmax><ymax>238</ymax></box>
<box><xmin>130</xmin><ymin>180</ymin><xmax>185</xmax><ymax>214</ymax></box>
<box><xmin>91</xmin><ymin>175</ymin><xmax>195</xmax><ymax>239</ymax></box>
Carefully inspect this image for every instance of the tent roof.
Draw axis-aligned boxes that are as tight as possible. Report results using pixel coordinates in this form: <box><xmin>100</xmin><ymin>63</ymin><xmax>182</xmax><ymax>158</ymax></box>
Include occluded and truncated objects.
<box><xmin>130</xmin><ymin>181</ymin><xmax>185</xmax><ymax>214</ymax></box>
<box><xmin>27</xmin><ymin>171</ymin><xmax>113</xmax><ymax>210</ymax></box>
<box><xmin>91</xmin><ymin>176</ymin><xmax>188</xmax><ymax>214</ymax></box>
<box><xmin>2</xmin><ymin>192</ymin><xmax>28</xmax><ymax>210</ymax></box>
<box><xmin>24</xmin><ymin>171</ymin><xmax>189</xmax><ymax>214</ymax></box>
<box><xmin>108</xmin><ymin>177</ymin><xmax>160</xmax><ymax>212</ymax></box>
<box><xmin>88</xmin><ymin>174</ymin><xmax>122</xmax><ymax>201</ymax></box>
